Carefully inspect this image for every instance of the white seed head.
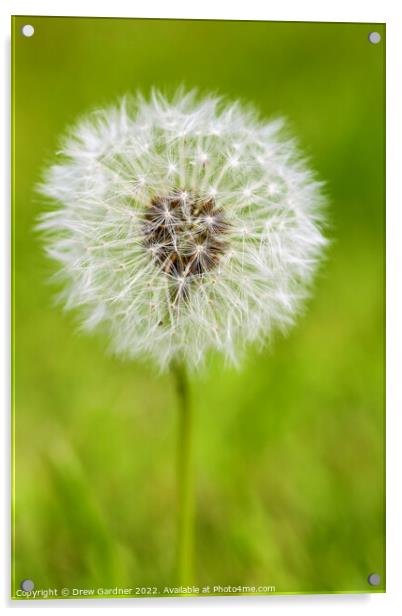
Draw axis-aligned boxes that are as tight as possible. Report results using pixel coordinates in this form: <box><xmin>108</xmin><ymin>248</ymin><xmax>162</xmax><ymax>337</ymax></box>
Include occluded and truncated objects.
<box><xmin>37</xmin><ymin>90</ymin><xmax>328</xmax><ymax>371</ymax></box>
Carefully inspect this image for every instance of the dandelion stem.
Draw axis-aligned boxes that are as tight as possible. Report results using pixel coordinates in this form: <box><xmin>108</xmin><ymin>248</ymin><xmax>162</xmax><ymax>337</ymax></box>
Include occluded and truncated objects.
<box><xmin>173</xmin><ymin>360</ymin><xmax>194</xmax><ymax>586</ymax></box>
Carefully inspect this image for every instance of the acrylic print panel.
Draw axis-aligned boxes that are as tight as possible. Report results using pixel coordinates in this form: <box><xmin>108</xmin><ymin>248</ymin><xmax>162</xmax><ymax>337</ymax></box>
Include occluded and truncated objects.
<box><xmin>12</xmin><ymin>16</ymin><xmax>385</xmax><ymax>599</ymax></box>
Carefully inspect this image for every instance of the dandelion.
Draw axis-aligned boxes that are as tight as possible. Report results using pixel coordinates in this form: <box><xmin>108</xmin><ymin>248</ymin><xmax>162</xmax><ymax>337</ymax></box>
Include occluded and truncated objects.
<box><xmin>37</xmin><ymin>89</ymin><xmax>327</xmax><ymax>586</ymax></box>
<box><xmin>38</xmin><ymin>90</ymin><xmax>327</xmax><ymax>371</ymax></box>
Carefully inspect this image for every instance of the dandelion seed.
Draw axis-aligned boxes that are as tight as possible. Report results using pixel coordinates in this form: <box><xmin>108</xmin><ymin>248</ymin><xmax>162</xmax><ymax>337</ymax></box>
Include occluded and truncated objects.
<box><xmin>37</xmin><ymin>89</ymin><xmax>327</xmax><ymax>371</ymax></box>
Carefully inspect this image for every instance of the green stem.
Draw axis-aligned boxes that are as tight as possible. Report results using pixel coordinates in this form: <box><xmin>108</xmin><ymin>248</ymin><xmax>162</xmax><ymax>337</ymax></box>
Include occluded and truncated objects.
<box><xmin>172</xmin><ymin>361</ymin><xmax>194</xmax><ymax>587</ymax></box>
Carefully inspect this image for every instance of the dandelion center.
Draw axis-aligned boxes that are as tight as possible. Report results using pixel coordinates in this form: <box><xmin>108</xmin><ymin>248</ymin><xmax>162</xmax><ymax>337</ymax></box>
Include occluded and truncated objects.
<box><xmin>143</xmin><ymin>190</ymin><xmax>229</xmax><ymax>295</ymax></box>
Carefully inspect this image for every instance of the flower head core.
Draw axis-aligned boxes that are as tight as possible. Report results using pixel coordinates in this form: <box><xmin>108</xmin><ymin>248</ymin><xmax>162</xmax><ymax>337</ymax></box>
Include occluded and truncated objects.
<box><xmin>38</xmin><ymin>90</ymin><xmax>327</xmax><ymax>370</ymax></box>
<box><xmin>143</xmin><ymin>190</ymin><xmax>229</xmax><ymax>301</ymax></box>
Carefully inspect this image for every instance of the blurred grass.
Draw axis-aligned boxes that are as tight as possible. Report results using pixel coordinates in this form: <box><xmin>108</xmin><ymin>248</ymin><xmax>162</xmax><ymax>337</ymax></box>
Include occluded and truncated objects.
<box><xmin>12</xmin><ymin>17</ymin><xmax>385</xmax><ymax>596</ymax></box>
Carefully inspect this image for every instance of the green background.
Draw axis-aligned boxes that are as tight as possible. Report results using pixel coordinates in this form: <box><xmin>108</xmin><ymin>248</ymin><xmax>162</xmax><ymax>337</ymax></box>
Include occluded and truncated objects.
<box><xmin>12</xmin><ymin>17</ymin><xmax>385</xmax><ymax>598</ymax></box>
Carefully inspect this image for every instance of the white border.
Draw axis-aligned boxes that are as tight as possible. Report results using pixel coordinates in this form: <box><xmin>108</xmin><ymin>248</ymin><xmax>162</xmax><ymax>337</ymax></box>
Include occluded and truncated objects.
<box><xmin>2</xmin><ymin>1</ymin><xmax>401</xmax><ymax>614</ymax></box>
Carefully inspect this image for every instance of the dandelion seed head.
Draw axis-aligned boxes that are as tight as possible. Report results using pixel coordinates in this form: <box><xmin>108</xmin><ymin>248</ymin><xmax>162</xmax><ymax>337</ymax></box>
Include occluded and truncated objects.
<box><xmin>37</xmin><ymin>89</ymin><xmax>328</xmax><ymax>371</ymax></box>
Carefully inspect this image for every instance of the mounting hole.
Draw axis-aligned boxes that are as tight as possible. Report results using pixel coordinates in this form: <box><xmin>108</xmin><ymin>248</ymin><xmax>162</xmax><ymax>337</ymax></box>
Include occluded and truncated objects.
<box><xmin>21</xmin><ymin>24</ymin><xmax>35</xmax><ymax>38</ymax></box>
<box><xmin>368</xmin><ymin>572</ymin><xmax>381</xmax><ymax>586</ymax></box>
<box><xmin>20</xmin><ymin>579</ymin><xmax>35</xmax><ymax>592</ymax></box>
<box><xmin>368</xmin><ymin>32</ymin><xmax>381</xmax><ymax>44</ymax></box>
